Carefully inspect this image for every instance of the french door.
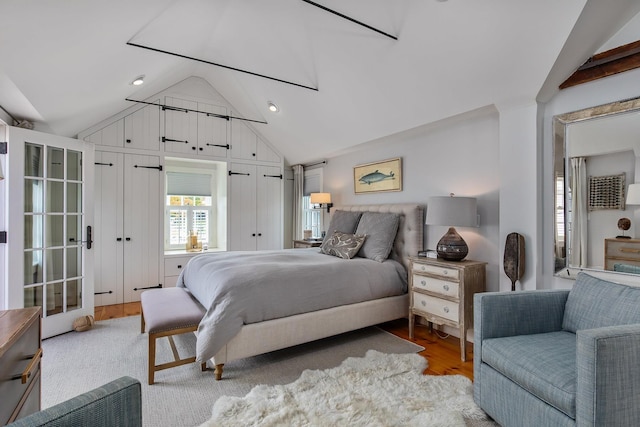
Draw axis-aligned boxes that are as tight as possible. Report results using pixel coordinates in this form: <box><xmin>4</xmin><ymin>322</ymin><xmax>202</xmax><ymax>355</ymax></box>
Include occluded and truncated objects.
<box><xmin>6</xmin><ymin>127</ymin><xmax>94</xmax><ymax>338</ymax></box>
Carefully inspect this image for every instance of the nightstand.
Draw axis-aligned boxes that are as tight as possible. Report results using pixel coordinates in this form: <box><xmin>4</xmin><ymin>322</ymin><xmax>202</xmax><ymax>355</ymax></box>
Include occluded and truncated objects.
<box><xmin>293</xmin><ymin>239</ymin><xmax>323</xmax><ymax>248</ymax></box>
<box><xmin>408</xmin><ymin>256</ymin><xmax>486</xmax><ymax>361</ymax></box>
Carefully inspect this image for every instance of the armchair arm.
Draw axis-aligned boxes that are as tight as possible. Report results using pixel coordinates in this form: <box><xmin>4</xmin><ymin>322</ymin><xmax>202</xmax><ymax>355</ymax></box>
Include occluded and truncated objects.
<box><xmin>576</xmin><ymin>324</ymin><xmax>640</xmax><ymax>427</ymax></box>
<box><xmin>8</xmin><ymin>376</ymin><xmax>141</xmax><ymax>427</ymax></box>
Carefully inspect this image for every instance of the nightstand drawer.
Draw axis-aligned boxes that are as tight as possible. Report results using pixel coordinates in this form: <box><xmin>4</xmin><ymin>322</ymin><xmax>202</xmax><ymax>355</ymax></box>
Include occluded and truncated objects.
<box><xmin>412</xmin><ymin>274</ymin><xmax>459</xmax><ymax>298</ymax></box>
<box><xmin>606</xmin><ymin>240</ymin><xmax>640</xmax><ymax>261</ymax></box>
<box><xmin>412</xmin><ymin>263</ymin><xmax>459</xmax><ymax>280</ymax></box>
<box><xmin>164</xmin><ymin>256</ymin><xmax>193</xmax><ymax>277</ymax></box>
<box><xmin>412</xmin><ymin>293</ymin><xmax>459</xmax><ymax>323</ymax></box>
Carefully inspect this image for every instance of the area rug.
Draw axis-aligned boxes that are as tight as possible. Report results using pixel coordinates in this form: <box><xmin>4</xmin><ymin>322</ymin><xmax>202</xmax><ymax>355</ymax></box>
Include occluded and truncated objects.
<box><xmin>41</xmin><ymin>315</ymin><xmax>426</xmax><ymax>427</ymax></box>
<box><xmin>202</xmin><ymin>349</ymin><xmax>490</xmax><ymax>427</ymax></box>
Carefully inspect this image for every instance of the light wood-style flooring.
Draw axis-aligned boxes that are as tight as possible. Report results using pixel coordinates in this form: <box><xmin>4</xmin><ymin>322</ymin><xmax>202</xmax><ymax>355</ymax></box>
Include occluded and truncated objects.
<box><xmin>95</xmin><ymin>302</ymin><xmax>474</xmax><ymax>381</ymax></box>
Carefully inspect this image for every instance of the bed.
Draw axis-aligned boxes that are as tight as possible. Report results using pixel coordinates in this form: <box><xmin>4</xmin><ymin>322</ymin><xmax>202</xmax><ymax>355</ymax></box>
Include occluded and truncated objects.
<box><xmin>177</xmin><ymin>203</ymin><xmax>424</xmax><ymax>379</ymax></box>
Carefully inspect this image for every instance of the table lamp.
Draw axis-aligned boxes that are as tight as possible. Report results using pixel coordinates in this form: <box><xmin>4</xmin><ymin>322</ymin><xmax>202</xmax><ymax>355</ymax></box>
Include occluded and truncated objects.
<box><xmin>426</xmin><ymin>194</ymin><xmax>477</xmax><ymax>261</ymax></box>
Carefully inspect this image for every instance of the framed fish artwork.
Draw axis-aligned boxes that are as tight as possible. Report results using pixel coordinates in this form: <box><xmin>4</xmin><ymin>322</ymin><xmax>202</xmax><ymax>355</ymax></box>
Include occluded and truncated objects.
<box><xmin>353</xmin><ymin>157</ymin><xmax>402</xmax><ymax>194</ymax></box>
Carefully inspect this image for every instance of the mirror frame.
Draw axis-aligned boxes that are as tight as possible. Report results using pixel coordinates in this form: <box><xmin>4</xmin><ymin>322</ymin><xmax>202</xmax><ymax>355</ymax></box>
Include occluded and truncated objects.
<box><xmin>553</xmin><ymin>95</ymin><xmax>640</xmax><ymax>278</ymax></box>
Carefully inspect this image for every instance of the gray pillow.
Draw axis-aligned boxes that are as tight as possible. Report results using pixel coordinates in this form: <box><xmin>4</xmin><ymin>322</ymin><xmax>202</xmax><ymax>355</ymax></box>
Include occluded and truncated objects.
<box><xmin>325</xmin><ymin>210</ymin><xmax>363</xmax><ymax>239</ymax></box>
<box><xmin>319</xmin><ymin>231</ymin><xmax>367</xmax><ymax>259</ymax></box>
<box><xmin>355</xmin><ymin>212</ymin><xmax>400</xmax><ymax>262</ymax></box>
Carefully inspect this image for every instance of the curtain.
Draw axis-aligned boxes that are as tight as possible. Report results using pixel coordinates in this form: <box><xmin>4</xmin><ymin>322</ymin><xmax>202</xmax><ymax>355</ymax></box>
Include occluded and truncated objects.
<box><xmin>570</xmin><ymin>157</ymin><xmax>588</xmax><ymax>267</ymax></box>
<box><xmin>292</xmin><ymin>164</ymin><xmax>304</xmax><ymax>240</ymax></box>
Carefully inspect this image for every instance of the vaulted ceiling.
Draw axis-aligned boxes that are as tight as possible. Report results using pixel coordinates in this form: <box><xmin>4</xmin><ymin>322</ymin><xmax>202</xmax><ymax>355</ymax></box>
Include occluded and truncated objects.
<box><xmin>1</xmin><ymin>0</ymin><xmax>640</xmax><ymax>164</ymax></box>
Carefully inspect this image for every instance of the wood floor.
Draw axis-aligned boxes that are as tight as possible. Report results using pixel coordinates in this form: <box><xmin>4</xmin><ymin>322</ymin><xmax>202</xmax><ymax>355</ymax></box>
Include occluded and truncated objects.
<box><xmin>95</xmin><ymin>302</ymin><xmax>474</xmax><ymax>381</ymax></box>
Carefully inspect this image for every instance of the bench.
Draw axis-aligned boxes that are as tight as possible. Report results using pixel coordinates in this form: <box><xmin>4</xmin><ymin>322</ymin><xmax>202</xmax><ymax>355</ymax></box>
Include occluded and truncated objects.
<box><xmin>140</xmin><ymin>287</ymin><xmax>207</xmax><ymax>385</ymax></box>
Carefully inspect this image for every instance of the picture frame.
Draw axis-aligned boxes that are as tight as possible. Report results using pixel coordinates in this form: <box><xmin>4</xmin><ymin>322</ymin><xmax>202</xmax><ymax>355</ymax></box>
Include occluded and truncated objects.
<box><xmin>353</xmin><ymin>157</ymin><xmax>402</xmax><ymax>194</ymax></box>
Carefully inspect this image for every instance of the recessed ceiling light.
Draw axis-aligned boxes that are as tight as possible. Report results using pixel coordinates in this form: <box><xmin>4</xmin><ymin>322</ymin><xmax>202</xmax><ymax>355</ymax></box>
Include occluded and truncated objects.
<box><xmin>267</xmin><ymin>101</ymin><xmax>279</xmax><ymax>113</ymax></box>
<box><xmin>131</xmin><ymin>75</ymin><xmax>145</xmax><ymax>86</ymax></box>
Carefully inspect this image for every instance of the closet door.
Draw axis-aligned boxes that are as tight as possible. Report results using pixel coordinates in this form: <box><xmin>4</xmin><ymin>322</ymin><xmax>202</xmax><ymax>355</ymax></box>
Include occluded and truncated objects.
<box><xmin>83</xmin><ymin>120</ymin><xmax>124</xmax><ymax>148</ymax></box>
<box><xmin>163</xmin><ymin>97</ymin><xmax>198</xmax><ymax>154</ymax></box>
<box><xmin>229</xmin><ymin>163</ymin><xmax>257</xmax><ymax>251</ymax></box>
<box><xmin>94</xmin><ymin>151</ymin><xmax>124</xmax><ymax>306</ymax></box>
<box><xmin>197</xmin><ymin>102</ymin><xmax>229</xmax><ymax>157</ymax></box>
<box><xmin>256</xmin><ymin>165</ymin><xmax>283</xmax><ymax>250</ymax></box>
<box><xmin>123</xmin><ymin>154</ymin><xmax>162</xmax><ymax>302</ymax></box>
<box><xmin>230</xmin><ymin>121</ymin><xmax>257</xmax><ymax>161</ymax></box>
<box><xmin>124</xmin><ymin>102</ymin><xmax>160</xmax><ymax>151</ymax></box>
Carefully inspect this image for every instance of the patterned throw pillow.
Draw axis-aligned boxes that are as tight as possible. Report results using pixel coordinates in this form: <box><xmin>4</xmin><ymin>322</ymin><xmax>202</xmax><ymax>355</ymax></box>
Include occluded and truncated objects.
<box><xmin>319</xmin><ymin>231</ymin><xmax>367</xmax><ymax>259</ymax></box>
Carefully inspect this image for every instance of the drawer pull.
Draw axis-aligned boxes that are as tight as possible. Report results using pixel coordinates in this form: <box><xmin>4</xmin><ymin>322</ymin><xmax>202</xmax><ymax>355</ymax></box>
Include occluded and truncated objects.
<box><xmin>619</xmin><ymin>248</ymin><xmax>640</xmax><ymax>254</ymax></box>
<box><xmin>421</xmin><ymin>300</ymin><xmax>426</xmax><ymax>307</ymax></box>
<box><xmin>177</xmin><ymin>265</ymin><xmax>182</xmax><ymax>269</ymax></box>
<box><xmin>443</xmin><ymin>284</ymin><xmax>450</xmax><ymax>291</ymax></box>
<box><xmin>443</xmin><ymin>307</ymin><xmax>450</xmax><ymax>313</ymax></box>
<box><xmin>442</xmin><ymin>270</ymin><xmax>448</xmax><ymax>275</ymax></box>
<box><xmin>420</xmin><ymin>266</ymin><xmax>426</xmax><ymax>271</ymax></box>
<box><xmin>11</xmin><ymin>348</ymin><xmax>42</xmax><ymax>384</ymax></box>
<box><xmin>421</xmin><ymin>280</ymin><xmax>426</xmax><ymax>286</ymax></box>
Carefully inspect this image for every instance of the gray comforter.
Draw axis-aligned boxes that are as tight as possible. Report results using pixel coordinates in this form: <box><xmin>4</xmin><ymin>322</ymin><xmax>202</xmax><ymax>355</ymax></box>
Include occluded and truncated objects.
<box><xmin>177</xmin><ymin>248</ymin><xmax>407</xmax><ymax>362</ymax></box>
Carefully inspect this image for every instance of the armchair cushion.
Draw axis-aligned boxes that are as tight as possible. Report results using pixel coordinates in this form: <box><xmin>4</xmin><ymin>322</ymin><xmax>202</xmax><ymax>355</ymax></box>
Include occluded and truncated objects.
<box><xmin>8</xmin><ymin>376</ymin><xmax>141</xmax><ymax>427</ymax></box>
<box><xmin>482</xmin><ymin>331</ymin><xmax>577</xmax><ymax>418</ymax></box>
<box><xmin>562</xmin><ymin>273</ymin><xmax>640</xmax><ymax>333</ymax></box>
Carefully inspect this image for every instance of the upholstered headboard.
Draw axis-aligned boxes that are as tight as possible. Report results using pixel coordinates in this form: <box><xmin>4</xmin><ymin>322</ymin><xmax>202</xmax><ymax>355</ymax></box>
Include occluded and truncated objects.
<box><xmin>334</xmin><ymin>203</ymin><xmax>424</xmax><ymax>272</ymax></box>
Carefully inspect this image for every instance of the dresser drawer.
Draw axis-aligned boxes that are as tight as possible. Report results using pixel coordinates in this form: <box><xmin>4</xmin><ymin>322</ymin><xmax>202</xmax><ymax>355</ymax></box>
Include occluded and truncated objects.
<box><xmin>606</xmin><ymin>240</ymin><xmax>640</xmax><ymax>261</ymax></box>
<box><xmin>412</xmin><ymin>262</ymin><xmax>459</xmax><ymax>280</ymax></box>
<box><xmin>0</xmin><ymin>317</ymin><xmax>41</xmax><ymax>425</ymax></box>
<box><xmin>412</xmin><ymin>292</ymin><xmax>459</xmax><ymax>323</ymax></box>
<box><xmin>164</xmin><ymin>256</ymin><xmax>193</xmax><ymax>277</ymax></box>
<box><xmin>412</xmin><ymin>274</ymin><xmax>459</xmax><ymax>298</ymax></box>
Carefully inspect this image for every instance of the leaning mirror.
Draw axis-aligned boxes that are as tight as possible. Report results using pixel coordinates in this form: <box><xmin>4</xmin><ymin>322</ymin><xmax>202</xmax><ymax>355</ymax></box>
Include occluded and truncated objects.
<box><xmin>554</xmin><ymin>96</ymin><xmax>640</xmax><ymax>277</ymax></box>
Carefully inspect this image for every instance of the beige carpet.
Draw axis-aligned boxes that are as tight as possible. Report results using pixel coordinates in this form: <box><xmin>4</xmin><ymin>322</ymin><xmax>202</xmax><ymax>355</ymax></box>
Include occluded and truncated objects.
<box><xmin>41</xmin><ymin>315</ymin><xmax>430</xmax><ymax>427</ymax></box>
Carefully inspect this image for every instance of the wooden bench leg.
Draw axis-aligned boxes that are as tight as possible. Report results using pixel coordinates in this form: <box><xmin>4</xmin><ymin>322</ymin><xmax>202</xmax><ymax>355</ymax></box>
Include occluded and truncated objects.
<box><xmin>214</xmin><ymin>364</ymin><xmax>224</xmax><ymax>381</ymax></box>
<box><xmin>201</xmin><ymin>362</ymin><xmax>207</xmax><ymax>372</ymax></box>
<box><xmin>149</xmin><ymin>333</ymin><xmax>156</xmax><ymax>385</ymax></box>
<box><xmin>141</xmin><ymin>312</ymin><xmax>146</xmax><ymax>334</ymax></box>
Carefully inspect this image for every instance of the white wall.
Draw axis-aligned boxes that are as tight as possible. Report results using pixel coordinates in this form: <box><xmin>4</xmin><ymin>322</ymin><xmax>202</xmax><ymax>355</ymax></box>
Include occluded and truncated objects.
<box><xmin>323</xmin><ymin>106</ymin><xmax>501</xmax><ymax>292</ymax></box>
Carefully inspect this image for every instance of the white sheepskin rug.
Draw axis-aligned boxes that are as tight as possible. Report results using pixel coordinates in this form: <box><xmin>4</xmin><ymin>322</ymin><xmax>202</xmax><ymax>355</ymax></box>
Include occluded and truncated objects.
<box><xmin>201</xmin><ymin>349</ymin><xmax>489</xmax><ymax>427</ymax></box>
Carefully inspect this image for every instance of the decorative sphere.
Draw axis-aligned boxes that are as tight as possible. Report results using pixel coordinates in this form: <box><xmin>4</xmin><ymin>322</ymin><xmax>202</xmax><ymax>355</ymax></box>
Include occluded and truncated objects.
<box><xmin>618</xmin><ymin>217</ymin><xmax>631</xmax><ymax>231</ymax></box>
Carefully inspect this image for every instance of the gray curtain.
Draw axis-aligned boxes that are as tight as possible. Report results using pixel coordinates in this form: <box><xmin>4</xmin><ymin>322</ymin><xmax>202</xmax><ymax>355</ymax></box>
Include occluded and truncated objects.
<box><xmin>292</xmin><ymin>164</ymin><xmax>304</xmax><ymax>240</ymax></box>
<box><xmin>570</xmin><ymin>157</ymin><xmax>588</xmax><ymax>268</ymax></box>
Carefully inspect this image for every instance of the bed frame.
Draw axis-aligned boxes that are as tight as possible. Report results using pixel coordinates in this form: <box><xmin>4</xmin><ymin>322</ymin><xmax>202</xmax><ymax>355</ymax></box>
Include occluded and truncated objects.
<box><xmin>207</xmin><ymin>203</ymin><xmax>424</xmax><ymax>379</ymax></box>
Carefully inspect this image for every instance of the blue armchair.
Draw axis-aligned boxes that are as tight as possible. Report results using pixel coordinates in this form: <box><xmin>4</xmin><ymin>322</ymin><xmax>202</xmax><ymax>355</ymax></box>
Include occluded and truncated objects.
<box><xmin>474</xmin><ymin>273</ymin><xmax>640</xmax><ymax>427</ymax></box>
<box><xmin>8</xmin><ymin>376</ymin><xmax>141</xmax><ymax>427</ymax></box>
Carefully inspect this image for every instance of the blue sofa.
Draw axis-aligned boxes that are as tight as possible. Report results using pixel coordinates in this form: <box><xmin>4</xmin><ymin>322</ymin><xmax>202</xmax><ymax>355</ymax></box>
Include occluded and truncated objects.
<box><xmin>8</xmin><ymin>376</ymin><xmax>141</xmax><ymax>427</ymax></box>
<box><xmin>474</xmin><ymin>273</ymin><xmax>640</xmax><ymax>426</ymax></box>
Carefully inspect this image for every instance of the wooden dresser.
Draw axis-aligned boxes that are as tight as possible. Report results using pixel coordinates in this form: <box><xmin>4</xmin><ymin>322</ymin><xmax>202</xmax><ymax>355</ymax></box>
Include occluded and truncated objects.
<box><xmin>408</xmin><ymin>257</ymin><xmax>486</xmax><ymax>362</ymax></box>
<box><xmin>0</xmin><ymin>307</ymin><xmax>42</xmax><ymax>425</ymax></box>
<box><xmin>604</xmin><ymin>238</ymin><xmax>640</xmax><ymax>271</ymax></box>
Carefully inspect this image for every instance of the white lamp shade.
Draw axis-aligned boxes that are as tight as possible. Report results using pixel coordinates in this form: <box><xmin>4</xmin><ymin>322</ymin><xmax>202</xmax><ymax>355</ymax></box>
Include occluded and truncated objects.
<box><xmin>627</xmin><ymin>183</ymin><xmax>640</xmax><ymax>205</ymax></box>
<box><xmin>426</xmin><ymin>196</ymin><xmax>477</xmax><ymax>227</ymax></box>
<box><xmin>310</xmin><ymin>192</ymin><xmax>331</xmax><ymax>204</ymax></box>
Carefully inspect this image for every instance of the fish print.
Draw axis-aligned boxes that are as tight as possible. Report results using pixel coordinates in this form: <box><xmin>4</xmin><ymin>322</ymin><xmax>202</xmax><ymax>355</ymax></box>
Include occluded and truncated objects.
<box><xmin>359</xmin><ymin>170</ymin><xmax>395</xmax><ymax>185</ymax></box>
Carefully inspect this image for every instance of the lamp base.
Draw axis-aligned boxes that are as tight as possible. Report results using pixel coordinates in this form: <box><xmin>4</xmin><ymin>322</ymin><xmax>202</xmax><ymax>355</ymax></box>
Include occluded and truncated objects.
<box><xmin>436</xmin><ymin>227</ymin><xmax>468</xmax><ymax>261</ymax></box>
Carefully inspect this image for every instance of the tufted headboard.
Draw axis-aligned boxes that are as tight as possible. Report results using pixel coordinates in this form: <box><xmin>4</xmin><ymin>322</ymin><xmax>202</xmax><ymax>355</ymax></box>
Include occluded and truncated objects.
<box><xmin>334</xmin><ymin>203</ymin><xmax>424</xmax><ymax>272</ymax></box>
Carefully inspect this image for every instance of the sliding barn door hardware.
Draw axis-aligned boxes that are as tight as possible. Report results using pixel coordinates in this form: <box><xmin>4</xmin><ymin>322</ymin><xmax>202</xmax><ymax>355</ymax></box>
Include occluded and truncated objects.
<box><xmin>134</xmin><ymin>164</ymin><xmax>163</xmax><ymax>171</ymax></box>
<box><xmin>206</xmin><ymin>143</ymin><xmax>230</xmax><ymax>149</ymax></box>
<box><xmin>133</xmin><ymin>284</ymin><xmax>163</xmax><ymax>291</ymax></box>
<box><xmin>264</xmin><ymin>174</ymin><xmax>283</xmax><ymax>179</ymax></box>
<box><xmin>126</xmin><ymin>42</ymin><xmax>318</xmax><ymax>92</ymax></box>
<box><xmin>229</xmin><ymin>171</ymin><xmax>250</xmax><ymax>176</ymax></box>
<box><xmin>94</xmin><ymin>162</ymin><xmax>113</xmax><ymax>167</ymax></box>
<box><xmin>301</xmin><ymin>0</ymin><xmax>397</xmax><ymax>41</ymax></box>
<box><xmin>94</xmin><ymin>290</ymin><xmax>113</xmax><ymax>295</ymax></box>
<box><xmin>126</xmin><ymin>98</ymin><xmax>268</xmax><ymax>124</ymax></box>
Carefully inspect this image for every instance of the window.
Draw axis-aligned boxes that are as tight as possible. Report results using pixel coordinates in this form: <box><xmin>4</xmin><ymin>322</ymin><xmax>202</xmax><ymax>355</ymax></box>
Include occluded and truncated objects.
<box><xmin>302</xmin><ymin>196</ymin><xmax>322</xmax><ymax>238</ymax></box>
<box><xmin>164</xmin><ymin>159</ymin><xmax>227</xmax><ymax>252</ymax></box>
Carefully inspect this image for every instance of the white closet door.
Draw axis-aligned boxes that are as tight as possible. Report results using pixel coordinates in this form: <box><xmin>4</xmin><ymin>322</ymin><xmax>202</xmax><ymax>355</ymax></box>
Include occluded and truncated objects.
<box><xmin>257</xmin><ymin>165</ymin><xmax>283</xmax><ymax>250</ymax></box>
<box><xmin>230</xmin><ymin>120</ymin><xmax>257</xmax><ymax>161</ymax></box>
<box><xmin>256</xmin><ymin>137</ymin><xmax>281</xmax><ymax>163</ymax></box>
<box><xmin>123</xmin><ymin>154</ymin><xmax>161</xmax><ymax>302</ymax></box>
<box><xmin>163</xmin><ymin>97</ymin><xmax>198</xmax><ymax>154</ymax></box>
<box><xmin>198</xmin><ymin>102</ymin><xmax>229</xmax><ymax>157</ymax></box>
<box><xmin>83</xmin><ymin>120</ymin><xmax>124</xmax><ymax>148</ymax></box>
<box><xmin>229</xmin><ymin>163</ymin><xmax>257</xmax><ymax>251</ymax></box>
<box><xmin>124</xmin><ymin>102</ymin><xmax>160</xmax><ymax>151</ymax></box>
<box><xmin>94</xmin><ymin>151</ymin><xmax>124</xmax><ymax>306</ymax></box>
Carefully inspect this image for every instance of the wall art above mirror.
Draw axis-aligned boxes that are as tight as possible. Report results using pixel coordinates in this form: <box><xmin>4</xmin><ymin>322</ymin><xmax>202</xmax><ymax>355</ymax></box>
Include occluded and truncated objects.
<box><xmin>554</xmin><ymin>96</ymin><xmax>640</xmax><ymax>278</ymax></box>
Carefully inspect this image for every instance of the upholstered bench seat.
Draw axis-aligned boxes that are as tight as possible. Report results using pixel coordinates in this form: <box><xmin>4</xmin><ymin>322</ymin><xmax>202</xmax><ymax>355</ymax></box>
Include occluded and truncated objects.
<box><xmin>140</xmin><ymin>287</ymin><xmax>206</xmax><ymax>384</ymax></box>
